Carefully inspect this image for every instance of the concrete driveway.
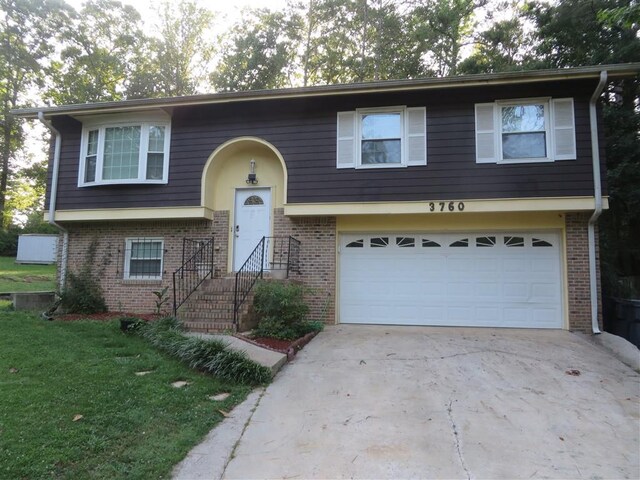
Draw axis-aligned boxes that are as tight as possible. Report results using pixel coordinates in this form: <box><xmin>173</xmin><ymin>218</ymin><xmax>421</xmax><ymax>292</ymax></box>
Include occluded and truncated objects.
<box><xmin>223</xmin><ymin>326</ymin><xmax>639</xmax><ymax>479</ymax></box>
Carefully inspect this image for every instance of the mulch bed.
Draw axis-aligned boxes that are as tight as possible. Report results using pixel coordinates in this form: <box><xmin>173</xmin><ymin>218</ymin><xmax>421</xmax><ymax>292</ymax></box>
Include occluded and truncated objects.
<box><xmin>234</xmin><ymin>331</ymin><xmax>320</xmax><ymax>361</ymax></box>
<box><xmin>53</xmin><ymin>312</ymin><xmax>159</xmax><ymax>322</ymax></box>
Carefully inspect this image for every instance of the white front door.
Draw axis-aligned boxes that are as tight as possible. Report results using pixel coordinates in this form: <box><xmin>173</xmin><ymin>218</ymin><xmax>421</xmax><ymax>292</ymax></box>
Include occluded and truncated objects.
<box><xmin>233</xmin><ymin>188</ymin><xmax>271</xmax><ymax>271</ymax></box>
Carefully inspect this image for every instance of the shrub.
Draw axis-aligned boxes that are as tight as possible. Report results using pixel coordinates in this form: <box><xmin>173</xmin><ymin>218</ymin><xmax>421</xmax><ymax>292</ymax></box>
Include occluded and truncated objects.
<box><xmin>0</xmin><ymin>228</ymin><xmax>18</xmax><ymax>256</ymax></box>
<box><xmin>252</xmin><ymin>317</ymin><xmax>324</xmax><ymax>341</ymax></box>
<box><xmin>59</xmin><ymin>269</ymin><xmax>107</xmax><ymax>314</ymax></box>
<box><xmin>59</xmin><ymin>239</ymin><xmax>107</xmax><ymax>314</ymax></box>
<box><xmin>253</xmin><ymin>281</ymin><xmax>309</xmax><ymax>326</ymax></box>
<box><xmin>137</xmin><ymin>317</ymin><xmax>271</xmax><ymax>385</ymax></box>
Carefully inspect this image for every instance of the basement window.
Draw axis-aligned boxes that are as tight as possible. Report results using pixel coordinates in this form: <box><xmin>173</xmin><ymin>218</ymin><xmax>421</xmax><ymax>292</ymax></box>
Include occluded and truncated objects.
<box><xmin>124</xmin><ymin>238</ymin><xmax>164</xmax><ymax>280</ymax></box>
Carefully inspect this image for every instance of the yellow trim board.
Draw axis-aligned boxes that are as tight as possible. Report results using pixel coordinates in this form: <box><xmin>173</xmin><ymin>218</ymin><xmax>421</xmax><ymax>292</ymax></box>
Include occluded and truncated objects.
<box><xmin>336</xmin><ymin>211</ymin><xmax>565</xmax><ymax>232</ymax></box>
<box><xmin>45</xmin><ymin>206</ymin><xmax>214</xmax><ymax>222</ymax></box>
<box><xmin>285</xmin><ymin>196</ymin><xmax>608</xmax><ymax>216</ymax></box>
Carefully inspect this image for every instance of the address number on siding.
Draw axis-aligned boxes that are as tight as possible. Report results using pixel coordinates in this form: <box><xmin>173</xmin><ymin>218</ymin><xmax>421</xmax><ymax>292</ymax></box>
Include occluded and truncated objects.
<box><xmin>428</xmin><ymin>201</ymin><xmax>465</xmax><ymax>212</ymax></box>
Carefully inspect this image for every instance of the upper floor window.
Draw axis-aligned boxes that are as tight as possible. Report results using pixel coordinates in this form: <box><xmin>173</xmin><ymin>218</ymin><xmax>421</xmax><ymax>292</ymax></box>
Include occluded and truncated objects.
<box><xmin>475</xmin><ymin>98</ymin><xmax>575</xmax><ymax>164</ymax></box>
<box><xmin>337</xmin><ymin>106</ymin><xmax>426</xmax><ymax>169</ymax></box>
<box><xmin>78</xmin><ymin>112</ymin><xmax>171</xmax><ymax>186</ymax></box>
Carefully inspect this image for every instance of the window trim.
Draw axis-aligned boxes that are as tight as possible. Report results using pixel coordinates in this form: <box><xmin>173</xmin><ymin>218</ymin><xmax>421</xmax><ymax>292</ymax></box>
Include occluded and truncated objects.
<box><xmin>496</xmin><ymin>97</ymin><xmax>552</xmax><ymax>164</ymax></box>
<box><xmin>355</xmin><ymin>106</ymin><xmax>406</xmax><ymax>169</ymax></box>
<box><xmin>78</xmin><ymin>115</ymin><xmax>171</xmax><ymax>187</ymax></box>
<box><xmin>123</xmin><ymin>238</ymin><xmax>164</xmax><ymax>280</ymax></box>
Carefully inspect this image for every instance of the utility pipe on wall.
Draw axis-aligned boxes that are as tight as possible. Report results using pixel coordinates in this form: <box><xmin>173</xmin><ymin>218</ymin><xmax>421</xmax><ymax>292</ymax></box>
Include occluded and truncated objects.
<box><xmin>587</xmin><ymin>71</ymin><xmax>608</xmax><ymax>334</ymax></box>
<box><xmin>37</xmin><ymin>112</ymin><xmax>69</xmax><ymax>291</ymax></box>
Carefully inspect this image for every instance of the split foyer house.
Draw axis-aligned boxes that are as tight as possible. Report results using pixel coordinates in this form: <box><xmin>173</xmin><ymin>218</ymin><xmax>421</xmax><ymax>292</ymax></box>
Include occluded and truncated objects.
<box><xmin>12</xmin><ymin>63</ymin><xmax>640</xmax><ymax>333</ymax></box>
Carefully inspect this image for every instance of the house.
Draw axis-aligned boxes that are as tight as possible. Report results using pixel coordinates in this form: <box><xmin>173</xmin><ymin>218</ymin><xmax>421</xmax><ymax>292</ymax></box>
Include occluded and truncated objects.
<box><xmin>12</xmin><ymin>63</ymin><xmax>640</xmax><ymax>333</ymax></box>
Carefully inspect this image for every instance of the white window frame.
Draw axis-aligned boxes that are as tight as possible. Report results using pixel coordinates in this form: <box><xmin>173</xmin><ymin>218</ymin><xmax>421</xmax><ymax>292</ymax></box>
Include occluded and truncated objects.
<box><xmin>123</xmin><ymin>238</ymin><xmax>164</xmax><ymax>280</ymax></box>
<box><xmin>496</xmin><ymin>97</ymin><xmax>552</xmax><ymax>164</ymax></box>
<box><xmin>356</xmin><ymin>106</ymin><xmax>406</xmax><ymax>169</ymax></box>
<box><xmin>78</xmin><ymin>112</ymin><xmax>171</xmax><ymax>187</ymax></box>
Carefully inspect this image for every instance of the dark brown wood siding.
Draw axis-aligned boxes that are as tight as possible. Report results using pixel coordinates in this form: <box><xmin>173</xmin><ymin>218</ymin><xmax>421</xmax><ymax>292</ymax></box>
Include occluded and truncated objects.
<box><xmin>48</xmin><ymin>78</ymin><xmax>606</xmax><ymax>210</ymax></box>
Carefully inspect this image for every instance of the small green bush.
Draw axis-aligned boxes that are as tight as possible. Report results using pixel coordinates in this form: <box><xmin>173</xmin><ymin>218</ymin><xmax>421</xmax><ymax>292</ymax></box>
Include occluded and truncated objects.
<box><xmin>59</xmin><ymin>269</ymin><xmax>107</xmax><ymax>314</ymax></box>
<box><xmin>253</xmin><ymin>281</ymin><xmax>309</xmax><ymax>325</ymax></box>
<box><xmin>0</xmin><ymin>228</ymin><xmax>18</xmax><ymax>256</ymax></box>
<box><xmin>59</xmin><ymin>239</ymin><xmax>107</xmax><ymax>314</ymax></box>
<box><xmin>137</xmin><ymin>317</ymin><xmax>271</xmax><ymax>385</ymax></box>
<box><xmin>252</xmin><ymin>317</ymin><xmax>323</xmax><ymax>341</ymax></box>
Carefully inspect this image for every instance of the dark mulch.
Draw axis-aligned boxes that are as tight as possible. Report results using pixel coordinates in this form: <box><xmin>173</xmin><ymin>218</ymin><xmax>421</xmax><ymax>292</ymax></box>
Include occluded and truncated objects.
<box><xmin>54</xmin><ymin>312</ymin><xmax>159</xmax><ymax>322</ymax></box>
<box><xmin>235</xmin><ymin>331</ymin><xmax>320</xmax><ymax>360</ymax></box>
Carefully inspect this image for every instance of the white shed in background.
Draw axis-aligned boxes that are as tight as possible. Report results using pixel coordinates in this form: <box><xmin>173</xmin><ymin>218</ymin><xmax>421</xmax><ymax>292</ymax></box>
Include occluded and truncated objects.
<box><xmin>16</xmin><ymin>234</ymin><xmax>58</xmax><ymax>264</ymax></box>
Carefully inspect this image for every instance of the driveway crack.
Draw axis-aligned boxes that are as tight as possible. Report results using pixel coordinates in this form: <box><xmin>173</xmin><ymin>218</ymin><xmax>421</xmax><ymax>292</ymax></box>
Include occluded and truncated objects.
<box><xmin>447</xmin><ymin>399</ymin><xmax>472</xmax><ymax>480</ymax></box>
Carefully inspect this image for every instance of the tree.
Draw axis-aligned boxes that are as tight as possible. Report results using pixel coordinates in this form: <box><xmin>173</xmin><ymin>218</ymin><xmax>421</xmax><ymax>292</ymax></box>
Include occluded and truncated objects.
<box><xmin>129</xmin><ymin>0</ymin><xmax>216</xmax><ymax>98</ymax></box>
<box><xmin>0</xmin><ymin>0</ymin><xmax>68</xmax><ymax>228</ymax></box>
<box><xmin>458</xmin><ymin>12</ymin><xmax>532</xmax><ymax>74</ymax></box>
<box><xmin>46</xmin><ymin>0</ymin><xmax>147</xmax><ymax>105</ymax></box>
<box><xmin>411</xmin><ymin>0</ymin><xmax>487</xmax><ymax>76</ymax></box>
<box><xmin>212</xmin><ymin>8</ymin><xmax>298</xmax><ymax>91</ymax></box>
<box><xmin>527</xmin><ymin>0</ymin><xmax>640</xmax><ymax>296</ymax></box>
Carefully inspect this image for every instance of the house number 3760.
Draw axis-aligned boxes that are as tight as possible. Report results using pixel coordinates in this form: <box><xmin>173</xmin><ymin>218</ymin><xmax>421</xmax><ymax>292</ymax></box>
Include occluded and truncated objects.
<box><xmin>429</xmin><ymin>201</ymin><xmax>465</xmax><ymax>212</ymax></box>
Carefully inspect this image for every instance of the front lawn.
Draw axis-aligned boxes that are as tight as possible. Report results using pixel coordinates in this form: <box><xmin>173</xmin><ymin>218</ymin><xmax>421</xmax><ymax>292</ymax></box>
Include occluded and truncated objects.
<box><xmin>0</xmin><ymin>256</ymin><xmax>57</xmax><ymax>293</ymax></box>
<box><xmin>0</xmin><ymin>312</ymin><xmax>251</xmax><ymax>479</ymax></box>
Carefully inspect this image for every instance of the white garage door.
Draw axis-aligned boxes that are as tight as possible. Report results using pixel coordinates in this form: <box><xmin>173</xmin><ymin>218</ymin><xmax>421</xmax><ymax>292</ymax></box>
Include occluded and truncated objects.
<box><xmin>339</xmin><ymin>232</ymin><xmax>563</xmax><ymax>328</ymax></box>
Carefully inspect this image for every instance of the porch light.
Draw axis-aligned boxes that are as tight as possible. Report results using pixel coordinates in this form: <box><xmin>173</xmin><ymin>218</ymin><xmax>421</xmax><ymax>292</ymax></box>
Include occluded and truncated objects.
<box><xmin>246</xmin><ymin>158</ymin><xmax>258</xmax><ymax>184</ymax></box>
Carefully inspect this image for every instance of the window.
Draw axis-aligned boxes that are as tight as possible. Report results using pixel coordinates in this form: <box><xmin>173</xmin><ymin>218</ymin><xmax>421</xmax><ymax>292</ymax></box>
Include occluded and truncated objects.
<box><xmin>361</xmin><ymin>112</ymin><xmax>402</xmax><ymax>165</ymax></box>
<box><xmin>336</xmin><ymin>106</ymin><xmax>426</xmax><ymax>169</ymax></box>
<box><xmin>501</xmin><ymin>104</ymin><xmax>547</xmax><ymax>160</ymax></box>
<box><xmin>124</xmin><ymin>238</ymin><xmax>164</xmax><ymax>280</ymax></box>
<box><xmin>475</xmin><ymin>98</ymin><xmax>576</xmax><ymax>164</ymax></box>
<box><xmin>79</xmin><ymin>113</ymin><xmax>171</xmax><ymax>186</ymax></box>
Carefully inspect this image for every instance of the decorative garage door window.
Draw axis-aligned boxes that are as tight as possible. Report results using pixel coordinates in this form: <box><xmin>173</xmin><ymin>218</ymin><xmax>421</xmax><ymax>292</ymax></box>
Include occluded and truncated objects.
<box><xmin>504</xmin><ymin>236</ymin><xmax>525</xmax><ymax>247</ymax></box>
<box><xmin>422</xmin><ymin>239</ymin><xmax>441</xmax><ymax>247</ymax></box>
<box><xmin>450</xmin><ymin>238</ymin><xmax>469</xmax><ymax>247</ymax></box>
<box><xmin>370</xmin><ymin>237</ymin><xmax>389</xmax><ymax>247</ymax></box>
<box><xmin>533</xmin><ymin>238</ymin><xmax>553</xmax><ymax>247</ymax></box>
<box><xmin>476</xmin><ymin>236</ymin><xmax>496</xmax><ymax>247</ymax></box>
<box><xmin>342</xmin><ymin>233</ymin><xmax>557</xmax><ymax>251</ymax></box>
<box><xmin>244</xmin><ymin>195</ymin><xmax>264</xmax><ymax>206</ymax></box>
<box><xmin>396</xmin><ymin>237</ymin><xmax>415</xmax><ymax>247</ymax></box>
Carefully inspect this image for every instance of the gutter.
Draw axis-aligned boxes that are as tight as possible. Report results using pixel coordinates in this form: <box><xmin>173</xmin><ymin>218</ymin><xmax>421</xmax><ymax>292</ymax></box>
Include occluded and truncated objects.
<box><xmin>587</xmin><ymin>71</ymin><xmax>608</xmax><ymax>334</ymax></box>
<box><xmin>37</xmin><ymin>112</ymin><xmax>68</xmax><ymax>291</ymax></box>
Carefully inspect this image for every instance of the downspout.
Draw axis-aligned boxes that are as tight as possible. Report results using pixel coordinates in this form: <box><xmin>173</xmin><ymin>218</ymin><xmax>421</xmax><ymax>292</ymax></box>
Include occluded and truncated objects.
<box><xmin>587</xmin><ymin>71</ymin><xmax>608</xmax><ymax>334</ymax></box>
<box><xmin>37</xmin><ymin>112</ymin><xmax>68</xmax><ymax>291</ymax></box>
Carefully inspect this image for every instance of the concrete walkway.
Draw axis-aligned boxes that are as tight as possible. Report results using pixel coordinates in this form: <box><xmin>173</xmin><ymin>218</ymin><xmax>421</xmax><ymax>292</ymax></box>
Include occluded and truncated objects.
<box><xmin>186</xmin><ymin>332</ymin><xmax>287</xmax><ymax>376</ymax></box>
<box><xmin>176</xmin><ymin>326</ymin><xmax>640</xmax><ymax>479</ymax></box>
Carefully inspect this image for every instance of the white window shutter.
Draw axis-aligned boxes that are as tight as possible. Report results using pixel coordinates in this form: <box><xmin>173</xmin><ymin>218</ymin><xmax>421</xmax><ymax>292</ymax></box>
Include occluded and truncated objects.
<box><xmin>336</xmin><ymin>111</ymin><xmax>356</xmax><ymax>168</ymax></box>
<box><xmin>551</xmin><ymin>98</ymin><xmax>576</xmax><ymax>160</ymax></box>
<box><xmin>475</xmin><ymin>103</ymin><xmax>497</xmax><ymax>163</ymax></box>
<box><xmin>406</xmin><ymin>107</ymin><xmax>427</xmax><ymax>166</ymax></box>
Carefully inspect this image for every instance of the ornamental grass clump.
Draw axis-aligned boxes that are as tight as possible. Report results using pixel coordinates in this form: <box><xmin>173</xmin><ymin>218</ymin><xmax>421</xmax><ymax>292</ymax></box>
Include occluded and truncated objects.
<box><xmin>137</xmin><ymin>317</ymin><xmax>271</xmax><ymax>385</ymax></box>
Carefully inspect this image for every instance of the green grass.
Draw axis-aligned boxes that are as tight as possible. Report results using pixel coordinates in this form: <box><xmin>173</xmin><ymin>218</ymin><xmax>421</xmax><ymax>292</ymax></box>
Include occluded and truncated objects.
<box><xmin>0</xmin><ymin>256</ymin><xmax>57</xmax><ymax>293</ymax></box>
<box><xmin>0</xmin><ymin>312</ymin><xmax>250</xmax><ymax>479</ymax></box>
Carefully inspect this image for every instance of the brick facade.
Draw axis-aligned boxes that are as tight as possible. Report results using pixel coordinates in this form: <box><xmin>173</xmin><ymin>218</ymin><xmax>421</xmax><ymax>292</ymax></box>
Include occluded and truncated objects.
<box><xmin>57</xmin><ymin>209</ymin><xmax>336</xmax><ymax>323</ymax></box>
<box><xmin>55</xmin><ymin>210</ymin><xmax>601</xmax><ymax>332</ymax></box>
<box><xmin>61</xmin><ymin>220</ymin><xmax>214</xmax><ymax>312</ymax></box>
<box><xmin>273</xmin><ymin>208</ymin><xmax>337</xmax><ymax>324</ymax></box>
<box><xmin>565</xmin><ymin>212</ymin><xmax>603</xmax><ymax>332</ymax></box>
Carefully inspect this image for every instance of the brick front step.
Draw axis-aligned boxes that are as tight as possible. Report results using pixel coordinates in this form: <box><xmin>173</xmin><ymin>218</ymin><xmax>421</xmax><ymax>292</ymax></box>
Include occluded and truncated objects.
<box><xmin>177</xmin><ymin>276</ymin><xmax>256</xmax><ymax>332</ymax></box>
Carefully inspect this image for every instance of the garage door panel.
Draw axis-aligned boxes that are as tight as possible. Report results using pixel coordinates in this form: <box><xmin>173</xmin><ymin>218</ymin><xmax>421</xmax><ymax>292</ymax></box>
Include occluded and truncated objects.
<box><xmin>340</xmin><ymin>232</ymin><xmax>563</xmax><ymax>328</ymax></box>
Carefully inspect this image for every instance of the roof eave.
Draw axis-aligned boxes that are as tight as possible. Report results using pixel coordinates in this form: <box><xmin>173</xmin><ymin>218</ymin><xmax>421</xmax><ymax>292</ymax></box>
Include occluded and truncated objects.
<box><xmin>11</xmin><ymin>63</ymin><xmax>640</xmax><ymax>119</ymax></box>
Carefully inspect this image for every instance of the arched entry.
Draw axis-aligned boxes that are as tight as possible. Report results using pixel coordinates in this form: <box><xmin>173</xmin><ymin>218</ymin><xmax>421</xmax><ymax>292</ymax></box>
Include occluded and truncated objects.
<box><xmin>201</xmin><ymin>137</ymin><xmax>287</xmax><ymax>272</ymax></box>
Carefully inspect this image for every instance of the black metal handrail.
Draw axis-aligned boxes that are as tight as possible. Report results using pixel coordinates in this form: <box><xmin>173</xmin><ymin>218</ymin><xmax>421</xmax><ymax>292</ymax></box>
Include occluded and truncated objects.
<box><xmin>233</xmin><ymin>236</ymin><xmax>301</xmax><ymax>325</ymax></box>
<box><xmin>173</xmin><ymin>237</ymin><xmax>214</xmax><ymax>316</ymax></box>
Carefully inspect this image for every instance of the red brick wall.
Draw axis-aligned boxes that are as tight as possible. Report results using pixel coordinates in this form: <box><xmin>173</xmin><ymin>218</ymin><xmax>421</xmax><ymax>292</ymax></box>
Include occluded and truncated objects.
<box><xmin>60</xmin><ymin>219</ymin><xmax>215</xmax><ymax>313</ymax></box>
<box><xmin>273</xmin><ymin>209</ymin><xmax>336</xmax><ymax>324</ymax></box>
<box><xmin>565</xmin><ymin>212</ymin><xmax>603</xmax><ymax>332</ymax></box>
